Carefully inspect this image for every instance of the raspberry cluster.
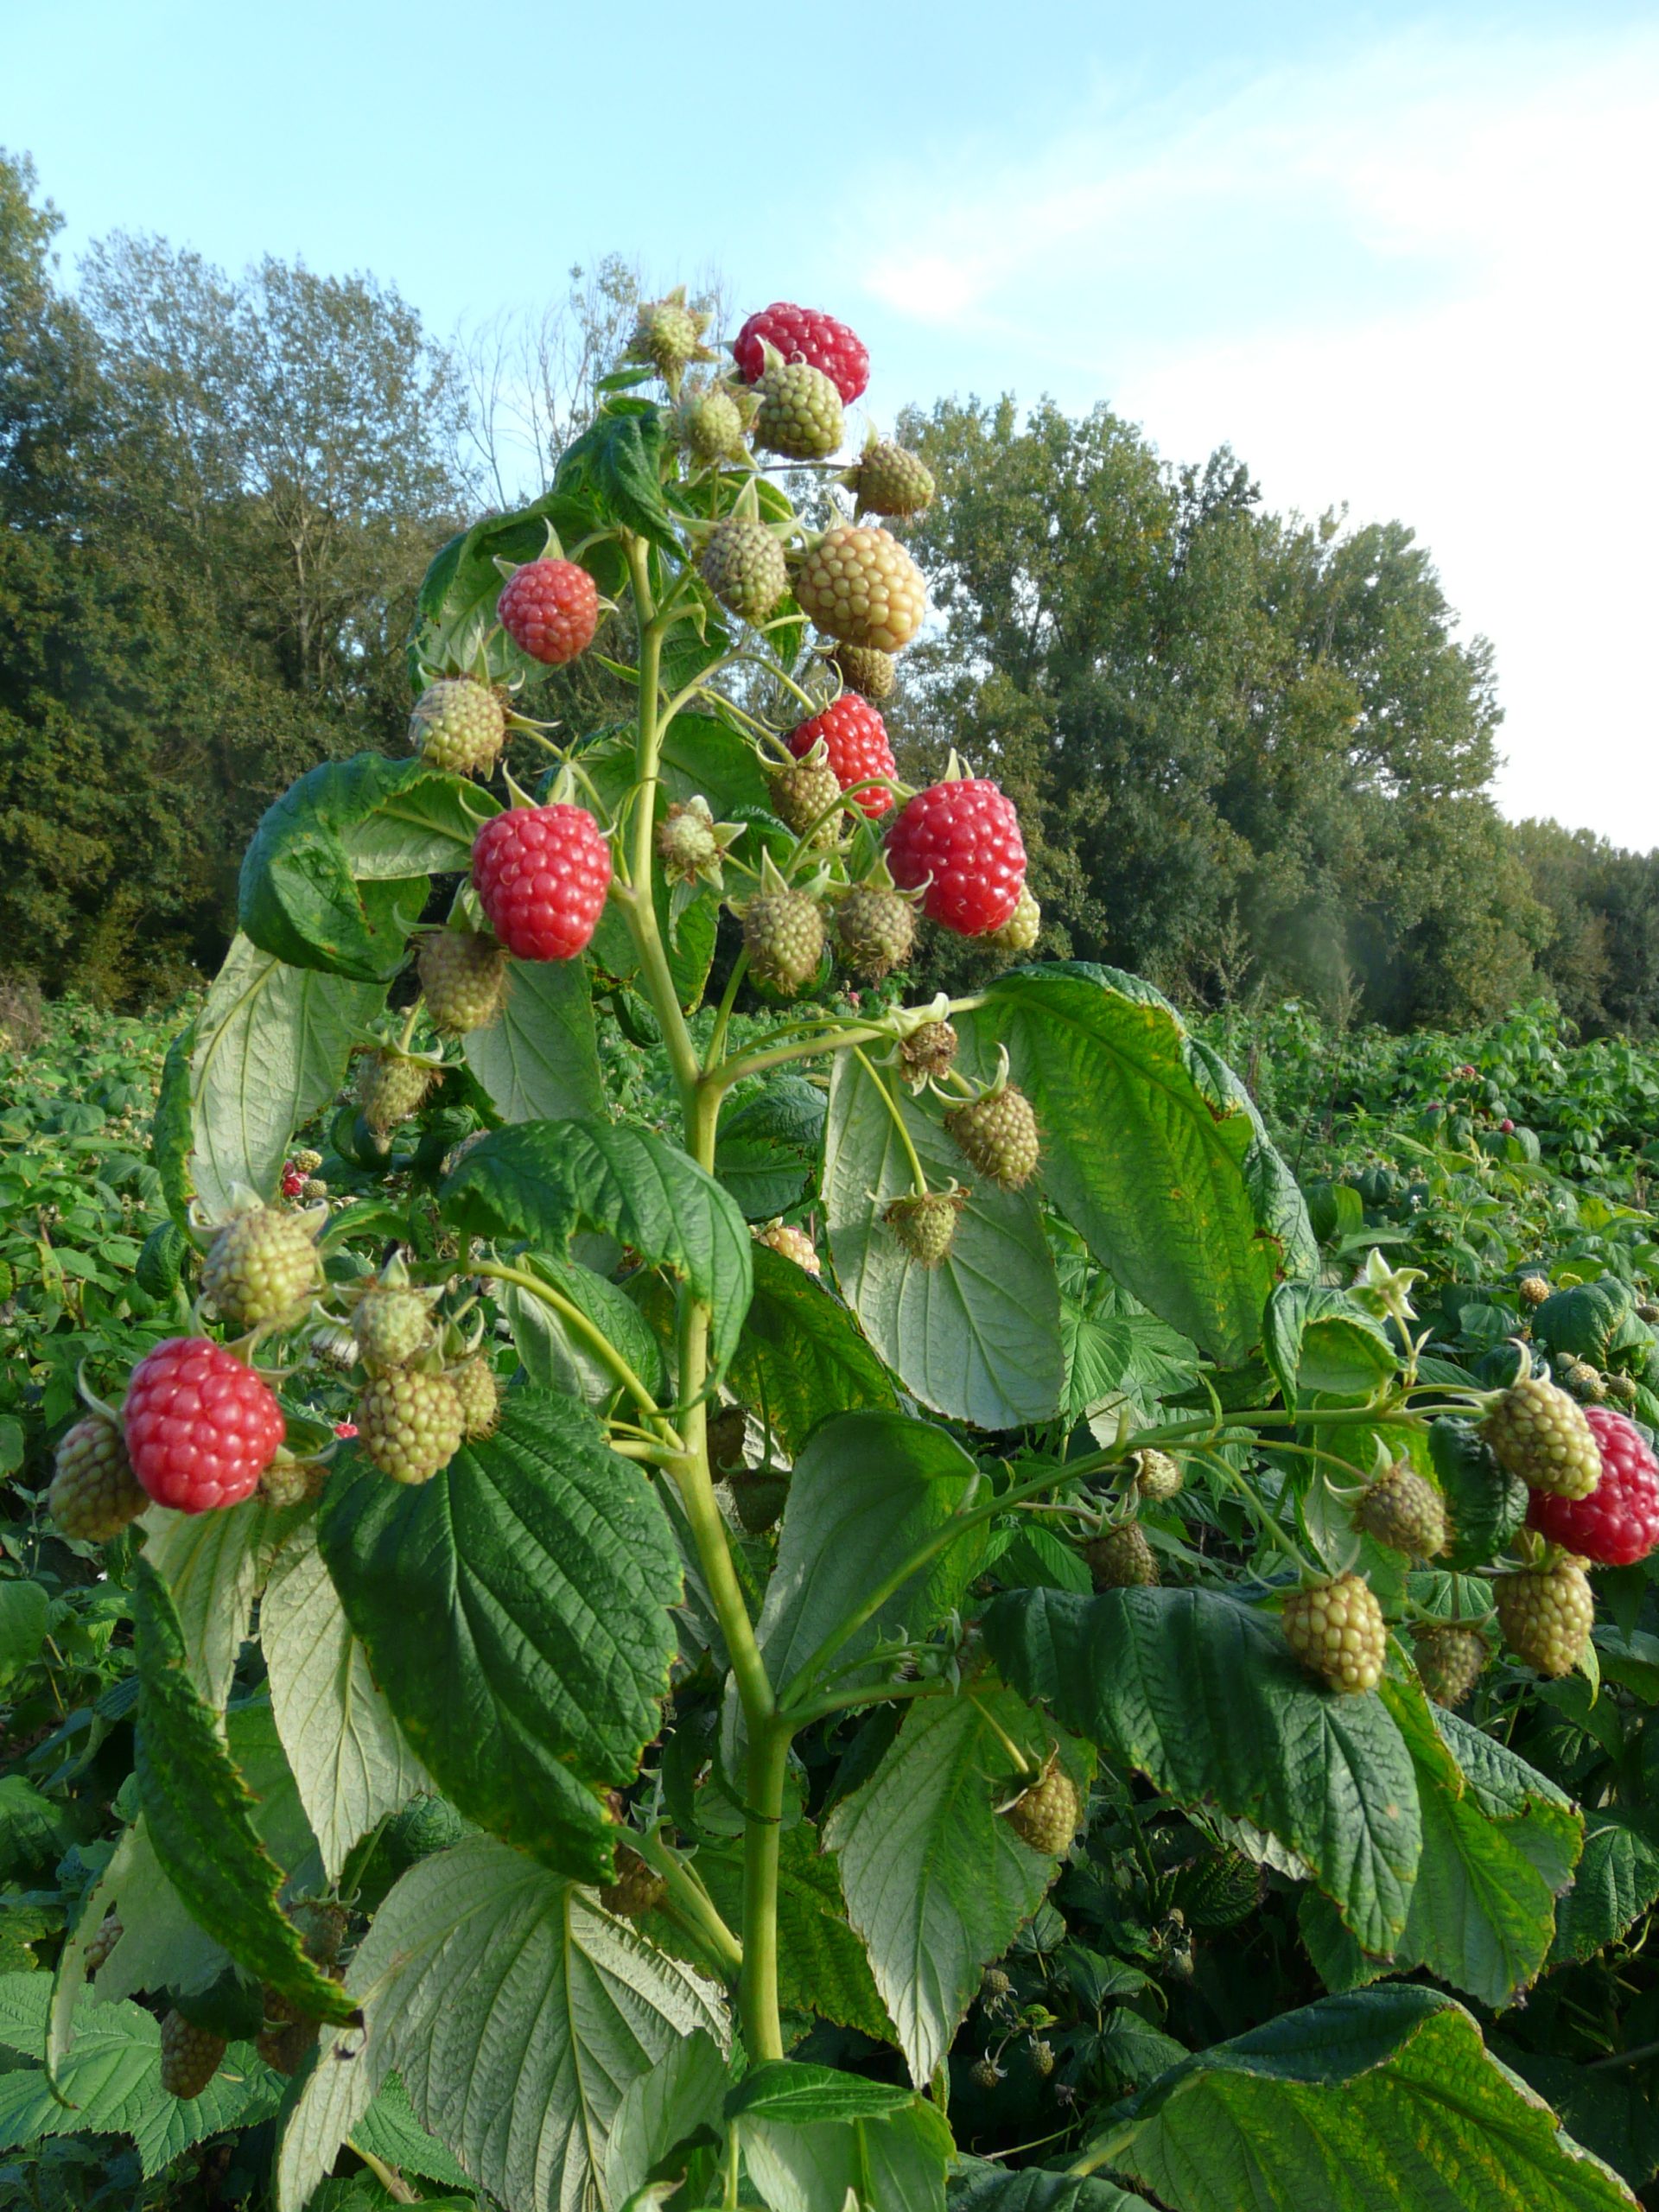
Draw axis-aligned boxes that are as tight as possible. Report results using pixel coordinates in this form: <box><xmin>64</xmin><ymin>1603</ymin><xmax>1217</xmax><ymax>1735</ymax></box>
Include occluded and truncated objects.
<box><xmin>1528</xmin><ymin>1405</ymin><xmax>1659</xmax><ymax>1564</ymax></box>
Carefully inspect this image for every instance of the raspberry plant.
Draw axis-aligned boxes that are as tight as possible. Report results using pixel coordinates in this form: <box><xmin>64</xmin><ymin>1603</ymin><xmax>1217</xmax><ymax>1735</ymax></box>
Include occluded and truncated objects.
<box><xmin>26</xmin><ymin>297</ymin><xmax>1659</xmax><ymax>2212</ymax></box>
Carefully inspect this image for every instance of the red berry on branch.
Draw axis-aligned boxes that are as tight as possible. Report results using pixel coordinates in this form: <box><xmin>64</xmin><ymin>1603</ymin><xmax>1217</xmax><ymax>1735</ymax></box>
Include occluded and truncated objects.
<box><xmin>498</xmin><ymin>558</ymin><xmax>600</xmax><ymax>667</ymax></box>
<box><xmin>1528</xmin><ymin>1405</ymin><xmax>1659</xmax><ymax>1566</ymax></box>
<box><xmin>1501</xmin><ymin>1118</ymin><xmax>1516</xmax><ymax>1134</ymax></box>
<box><xmin>787</xmin><ymin>697</ymin><xmax>898</xmax><ymax>817</ymax></box>
<box><xmin>334</xmin><ymin>1421</ymin><xmax>359</xmax><ymax>1439</ymax></box>
<box><xmin>734</xmin><ymin>303</ymin><xmax>869</xmax><ymax>403</ymax></box>
<box><xmin>281</xmin><ymin>1171</ymin><xmax>305</xmax><ymax>1198</ymax></box>
<box><xmin>124</xmin><ymin>1338</ymin><xmax>285</xmax><ymax>1513</ymax></box>
<box><xmin>886</xmin><ymin>779</ymin><xmax>1027</xmax><ymax>936</ymax></box>
<box><xmin>472</xmin><ymin>804</ymin><xmax>613</xmax><ymax>961</ymax></box>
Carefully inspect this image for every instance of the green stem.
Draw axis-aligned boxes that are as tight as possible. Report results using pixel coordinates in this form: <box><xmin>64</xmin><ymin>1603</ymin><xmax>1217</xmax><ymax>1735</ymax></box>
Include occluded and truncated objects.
<box><xmin>709</xmin><ymin>1020</ymin><xmax>893</xmax><ymax>1096</ymax></box>
<box><xmin>851</xmin><ymin>1046</ymin><xmax>929</xmax><ymax>1192</ymax></box>
<box><xmin>785</xmin><ymin>1675</ymin><xmax>952</xmax><ymax>1728</ymax></box>
<box><xmin>345</xmin><ymin>2144</ymin><xmax>417</xmax><ymax>2203</ymax></box>
<box><xmin>741</xmin><ymin>1717</ymin><xmax>789</xmax><ymax>2062</ymax></box>
<box><xmin>634</xmin><ymin>1829</ymin><xmax>744</xmax><ymax>1979</ymax></box>
<box><xmin>704</xmin><ymin>950</ymin><xmax>751</xmax><ymax>1073</ymax></box>
<box><xmin>471</xmin><ymin>1261</ymin><xmax>666</xmax><ymax>1431</ymax></box>
<box><xmin>396</xmin><ymin>997</ymin><xmax>423</xmax><ymax>1054</ymax></box>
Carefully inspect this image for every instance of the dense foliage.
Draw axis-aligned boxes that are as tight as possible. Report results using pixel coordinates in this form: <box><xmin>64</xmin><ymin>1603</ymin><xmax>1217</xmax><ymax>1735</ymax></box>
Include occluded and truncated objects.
<box><xmin>5</xmin><ymin>275</ymin><xmax>1659</xmax><ymax>2212</ymax></box>
<box><xmin>4</xmin><ymin>147</ymin><xmax>1658</xmax><ymax>1026</ymax></box>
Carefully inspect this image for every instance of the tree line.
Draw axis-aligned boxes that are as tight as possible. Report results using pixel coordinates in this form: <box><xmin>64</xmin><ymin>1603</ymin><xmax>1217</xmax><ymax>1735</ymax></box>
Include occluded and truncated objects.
<box><xmin>1</xmin><ymin>148</ymin><xmax>1652</xmax><ymax>1031</ymax></box>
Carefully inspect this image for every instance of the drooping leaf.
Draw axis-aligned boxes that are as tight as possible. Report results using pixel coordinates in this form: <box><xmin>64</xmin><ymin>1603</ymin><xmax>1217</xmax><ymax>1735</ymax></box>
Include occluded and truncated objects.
<box><xmin>1082</xmin><ymin>1985</ymin><xmax>1637</xmax><ymax>2211</ymax></box>
<box><xmin>141</xmin><ymin>1495</ymin><xmax>300</xmax><ymax>1709</ymax></box>
<box><xmin>239</xmin><ymin>754</ymin><xmax>484</xmax><ymax>981</ymax></box>
<box><xmin>825</xmin><ymin>1684</ymin><xmax>1096</xmax><ymax>2084</ymax></box>
<box><xmin>262</xmin><ymin>1522</ymin><xmax>434</xmax><ymax>1883</ymax></box>
<box><xmin>318</xmin><ymin>1391</ymin><xmax>681</xmax><ymax>1881</ymax></box>
<box><xmin>130</xmin><ymin>1559</ymin><xmax>358</xmax><ymax>2024</ymax></box>
<box><xmin>463</xmin><ymin>957</ymin><xmax>605</xmax><ymax>1124</ymax></box>
<box><xmin>728</xmin><ymin>1240</ymin><xmax>899</xmax><ymax>1452</ymax></box>
<box><xmin>555</xmin><ymin>405</ymin><xmax>677</xmax><ymax>551</ymax></box>
<box><xmin>983</xmin><ymin>1586</ymin><xmax>1419</xmax><ymax>1956</ymax></box>
<box><xmin>186</xmin><ymin>934</ymin><xmax>385</xmax><ymax>1216</ymax></box>
<box><xmin>346</xmin><ymin>1836</ymin><xmax>728</xmax><ymax>2212</ymax></box>
<box><xmin>443</xmin><ymin>1118</ymin><xmax>753</xmax><ymax>1372</ymax></box>
<box><xmin>824</xmin><ymin>1048</ymin><xmax>1063</xmax><ymax>1429</ymax></box>
<box><xmin>962</xmin><ymin>964</ymin><xmax>1316</xmax><ymax>1365</ymax></box>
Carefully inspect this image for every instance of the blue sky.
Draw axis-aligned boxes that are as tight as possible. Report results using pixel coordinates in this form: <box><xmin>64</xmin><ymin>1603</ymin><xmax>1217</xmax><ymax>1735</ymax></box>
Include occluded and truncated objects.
<box><xmin>9</xmin><ymin>1</ymin><xmax>1657</xmax><ymax>842</ymax></box>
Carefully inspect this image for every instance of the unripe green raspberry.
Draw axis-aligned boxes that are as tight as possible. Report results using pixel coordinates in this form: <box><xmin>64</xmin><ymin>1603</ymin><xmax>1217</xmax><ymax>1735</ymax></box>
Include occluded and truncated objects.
<box><xmin>357</xmin><ymin>1369</ymin><xmax>465</xmax><ymax>1484</ymax></box>
<box><xmin>828</xmin><ymin>642</ymin><xmax>897</xmax><ymax>702</ymax></box>
<box><xmin>899</xmin><ymin>1020</ymin><xmax>958</xmax><ymax>1086</ymax></box>
<box><xmin>1496</xmin><ymin>1556</ymin><xmax>1595</xmax><ymax>1676</ymax></box>
<box><xmin>729</xmin><ymin>1463</ymin><xmax>790</xmax><ymax>1534</ymax></box>
<box><xmin>658</xmin><ymin>797</ymin><xmax>724</xmax><ymax>883</ymax></box>
<box><xmin>49</xmin><ymin>1414</ymin><xmax>147</xmax><ymax>1541</ymax></box>
<box><xmin>302</xmin><ymin>1177</ymin><xmax>328</xmax><ymax>1201</ymax></box>
<box><xmin>599</xmin><ymin>1845</ymin><xmax>669</xmax><ymax>1918</ymax></box>
<box><xmin>1567</xmin><ymin>1361</ymin><xmax>1608</xmax><ymax>1402</ymax></box>
<box><xmin>969</xmin><ymin>2056</ymin><xmax>1002</xmax><ymax>2091</ymax></box>
<box><xmin>981</xmin><ymin>1967</ymin><xmax>1012</xmax><ymax>1999</ymax></box>
<box><xmin>417</xmin><ymin>929</ymin><xmax>510</xmax><ymax>1036</ymax></box>
<box><xmin>1084</xmin><ymin>1521</ymin><xmax>1159</xmax><ymax>1587</ymax></box>
<box><xmin>743</xmin><ymin>891</ymin><xmax>824</xmax><ymax>995</ymax></box>
<box><xmin>1029</xmin><ymin>2037</ymin><xmax>1056</xmax><ymax>2079</ymax></box>
<box><xmin>883</xmin><ymin>1189</ymin><xmax>966</xmax><ymax>1268</ymax></box>
<box><xmin>946</xmin><ymin>1086</ymin><xmax>1040</xmax><ymax>1189</ymax></box>
<box><xmin>1609</xmin><ymin>1371</ymin><xmax>1639</xmax><ymax>1405</ymax></box>
<box><xmin>677</xmin><ymin>385</ymin><xmax>745</xmax><ymax>462</ymax></box>
<box><xmin>842</xmin><ymin>439</ymin><xmax>936</xmax><ymax>517</ymax></box>
<box><xmin>1355</xmin><ymin>1461</ymin><xmax>1448</xmax><ymax>1557</ymax></box>
<box><xmin>795</xmin><ymin>524</ymin><xmax>927</xmax><ymax>653</ymax></box>
<box><xmin>1134</xmin><ymin>1449</ymin><xmax>1183</xmax><ymax>1502</ymax></box>
<box><xmin>700</xmin><ymin>518</ymin><xmax>787</xmax><ymax>623</ymax></box>
<box><xmin>200</xmin><ymin>1205</ymin><xmax>321</xmax><ymax>1330</ymax></box>
<box><xmin>82</xmin><ymin>1910</ymin><xmax>122</xmax><ymax>1974</ymax></box>
<box><xmin>753</xmin><ymin>1218</ymin><xmax>820</xmax><ymax>1275</ymax></box>
<box><xmin>1412</xmin><ymin>1623</ymin><xmax>1489</xmax><ymax>1708</ymax></box>
<box><xmin>257</xmin><ymin>2018</ymin><xmax>316</xmax><ymax>2075</ymax></box>
<box><xmin>768</xmin><ymin>758</ymin><xmax>843</xmax><ymax>842</ymax></box>
<box><xmin>159</xmin><ymin>2010</ymin><xmax>226</xmax><ymax>2100</ymax></box>
<box><xmin>836</xmin><ymin>886</ymin><xmax>916</xmax><ymax>980</ymax></box>
<box><xmin>352</xmin><ymin>1287</ymin><xmax>433</xmax><ymax>1370</ymax></box>
<box><xmin>449</xmin><ymin>1357</ymin><xmax>500</xmax><ymax>1440</ymax></box>
<box><xmin>1005</xmin><ymin>1764</ymin><xmax>1082</xmax><ymax>1855</ymax></box>
<box><xmin>707</xmin><ymin>1404</ymin><xmax>748</xmax><ymax>1476</ymax></box>
<box><xmin>289</xmin><ymin>1898</ymin><xmax>350</xmax><ymax>1966</ymax></box>
<box><xmin>357</xmin><ymin>1050</ymin><xmax>437</xmax><ymax>1135</ymax></box>
<box><xmin>1518</xmin><ymin>1274</ymin><xmax>1549</xmax><ymax>1307</ymax></box>
<box><xmin>1483</xmin><ymin>1373</ymin><xmax>1602</xmax><ymax>1499</ymax></box>
<box><xmin>990</xmin><ymin>887</ymin><xmax>1041</xmax><ymax>956</ymax></box>
<box><xmin>408</xmin><ymin>677</ymin><xmax>506</xmax><ymax>777</ymax></box>
<box><xmin>1637</xmin><ymin>1300</ymin><xmax>1659</xmax><ymax>1326</ymax></box>
<box><xmin>293</xmin><ymin>1149</ymin><xmax>323</xmax><ymax>1175</ymax></box>
<box><xmin>1282</xmin><ymin>1573</ymin><xmax>1387</xmax><ymax>1693</ymax></box>
<box><xmin>260</xmin><ymin>1458</ymin><xmax>327</xmax><ymax>1510</ymax></box>
<box><xmin>753</xmin><ymin>360</ymin><xmax>843</xmax><ymax>459</ymax></box>
<box><xmin>629</xmin><ymin>295</ymin><xmax>709</xmax><ymax>378</ymax></box>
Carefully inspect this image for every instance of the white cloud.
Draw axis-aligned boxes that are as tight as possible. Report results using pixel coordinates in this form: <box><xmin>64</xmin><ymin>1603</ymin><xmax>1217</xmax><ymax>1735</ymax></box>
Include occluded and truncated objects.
<box><xmin>838</xmin><ymin>26</ymin><xmax>1659</xmax><ymax>845</ymax></box>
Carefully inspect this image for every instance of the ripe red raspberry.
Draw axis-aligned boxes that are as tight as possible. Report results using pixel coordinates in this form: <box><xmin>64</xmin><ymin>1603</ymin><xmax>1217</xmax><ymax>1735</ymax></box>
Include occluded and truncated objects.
<box><xmin>1529</xmin><ymin>1405</ymin><xmax>1659</xmax><ymax>1565</ymax></box>
<box><xmin>124</xmin><ymin>1339</ymin><xmax>285</xmax><ymax>1513</ymax></box>
<box><xmin>734</xmin><ymin>302</ymin><xmax>869</xmax><ymax>403</ymax></box>
<box><xmin>281</xmin><ymin>1170</ymin><xmax>305</xmax><ymax>1198</ymax></box>
<box><xmin>787</xmin><ymin>697</ymin><xmax>898</xmax><ymax>817</ymax></box>
<box><xmin>886</xmin><ymin>779</ymin><xmax>1027</xmax><ymax>935</ymax></box>
<box><xmin>472</xmin><ymin>804</ymin><xmax>612</xmax><ymax>961</ymax></box>
<box><xmin>497</xmin><ymin>558</ymin><xmax>600</xmax><ymax>667</ymax></box>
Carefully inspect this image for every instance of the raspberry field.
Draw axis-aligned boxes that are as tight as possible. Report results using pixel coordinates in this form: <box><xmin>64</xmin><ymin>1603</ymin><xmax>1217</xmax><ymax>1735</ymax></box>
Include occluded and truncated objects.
<box><xmin>6</xmin><ymin>296</ymin><xmax>1659</xmax><ymax>2212</ymax></box>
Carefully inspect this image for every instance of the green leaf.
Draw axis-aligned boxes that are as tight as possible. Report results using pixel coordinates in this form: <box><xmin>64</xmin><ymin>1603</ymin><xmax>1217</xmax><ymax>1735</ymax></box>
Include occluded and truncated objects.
<box><xmin>443</xmin><ymin>1119</ymin><xmax>753</xmax><ymax>1373</ymax></box>
<box><xmin>141</xmin><ymin>1495</ymin><xmax>298</xmax><ymax>1709</ymax></box>
<box><xmin>502</xmin><ymin>1249</ymin><xmax>669</xmax><ymax>1407</ymax></box>
<box><xmin>555</xmin><ymin>405</ymin><xmax>677</xmax><ymax>551</ymax></box>
<box><xmin>1264</xmin><ymin>1283</ymin><xmax>1397</xmax><ymax>1408</ymax></box>
<box><xmin>0</xmin><ymin>1581</ymin><xmax>48</xmax><ymax>1689</ymax></box>
<box><xmin>755</xmin><ymin>1411</ymin><xmax>987</xmax><ymax>1712</ymax></box>
<box><xmin>1548</xmin><ymin>1811</ymin><xmax>1659</xmax><ymax>1967</ymax></box>
<box><xmin>408</xmin><ymin>487</ymin><xmax>621</xmax><ymax>686</ymax></box>
<box><xmin>346</xmin><ymin>1835</ymin><xmax>728</xmax><ymax>2212</ymax></box>
<box><xmin>239</xmin><ymin>753</ymin><xmax>483</xmax><ymax>981</ymax></box>
<box><xmin>187</xmin><ymin>933</ymin><xmax>385</xmax><ymax>1216</ymax></box>
<box><xmin>152</xmin><ymin>1016</ymin><xmax>198</xmax><ymax>1228</ymax></box>
<box><xmin>462</xmin><ymin>957</ymin><xmax>605</xmax><ymax>1124</ymax></box>
<box><xmin>950</xmin><ymin>2163</ymin><xmax>1149</xmax><ymax>2210</ymax></box>
<box><xmin>696</xmin><ymin>1820</ymin><xmax>895</xmax><ymax>2045</ymax></box>
<box><xmin>262</xmin><ymin>1522</ymin><xmax>433</xmax><ymax>1884</ymax></box>
<box><xmin>351</xmin><ymin>2073</ymin><xmax>474</xmax><ymax>2190</ymax></box>
<box><xmin>982</xmin><ymin>1586</ymin><xmax>1419</xmax><ymax>1956</ymax></box>
<box><xmin>318</xmin><ymin>1391</ymin><xmax>681</xmax><ymax>1880</ymax></box>
<box><xmin>824</xmin><ymin>1685</ymin><xmax>1095</xmax><ymax>2085</ymax></box>
<box><xmin>130</xmin><ymin>1558</ymin><xmax>358</xmax><ymax>2024</ymax></box>
<box><xmin>823</xmin><ymin>1048</ymin><xmax>1063</xmax><ymax>1429</ymax></box>
<box><xmin>603</xmin><ymin>2029</ymin><xmax>730</xmax><ymax>2210</ymax></box>
<box><xmin>963</xmin><ymin>964</ymin><xmax>1316</xmax><ymax>1365</ymax></box>
<box><xmin>1432</xmin><ymin>1418</ymin><xmax>1529</xmax><ymax>1571</ymax></box>
<box><xmin>0</xmin><ymin>1777</ymin><xmax>74</xmax><ymax>1874</ymax></box>
<box><xmin>87</xmin><ymin>1821</ymin><xmax>231</xmax><ymax>2005</ymax></box>
<box><xmin>1084</xmin><ymin>1986</ymin><xmax>1638</xmax><ymax>2210</ymax></box>
<box><xmin>732</xmin><ymin>2062</ymin><xmax>953</xmax><ymax>2212</ymax></box>
<box><xmin>1302</xmin><ymin>1680</ymin><xmax>1580</xmax><ymax>2006</ymax></box>
<box><xmin>728</xmin><ymin>1242</ymin><xmax>899</xmax><ymax>1452</ymax></box>
<box><xmin>0</xmin><ymin>1973</ymin><xmax>280</xmax><ymax>2179</ymax></box>
<box><xmin>715</xmin><ymin>1077</ymin><xmax>826</xmax><ymax>1221</ymax></box>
